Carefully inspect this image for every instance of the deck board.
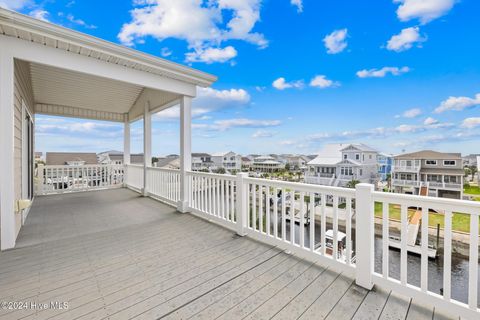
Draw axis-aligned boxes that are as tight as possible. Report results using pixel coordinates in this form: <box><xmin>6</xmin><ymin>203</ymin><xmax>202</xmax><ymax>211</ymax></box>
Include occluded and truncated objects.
<box><xmin>0</xmin><ymin>188</ymin><xmax>447</xmax><ymax>320</ymax></box>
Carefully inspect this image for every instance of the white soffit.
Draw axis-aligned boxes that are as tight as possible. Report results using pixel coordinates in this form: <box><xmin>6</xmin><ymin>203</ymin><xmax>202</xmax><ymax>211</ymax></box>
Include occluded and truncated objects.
<box><xmin>30</xmin><ymin>62</ymin><xmax>143</xmax><ymax>113</ymax></box>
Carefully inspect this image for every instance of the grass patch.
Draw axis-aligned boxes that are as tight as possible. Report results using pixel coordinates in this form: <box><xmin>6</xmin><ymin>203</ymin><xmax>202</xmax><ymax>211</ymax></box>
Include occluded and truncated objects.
<box><xmin>374</xmin><ymin>202</ymin><xmax>478</xmax><ymax>233</ymax></box>
<box><xmin>464</xmin><ymin>185</ymin><xmax>480</xmax><ymax>195</ymax></box>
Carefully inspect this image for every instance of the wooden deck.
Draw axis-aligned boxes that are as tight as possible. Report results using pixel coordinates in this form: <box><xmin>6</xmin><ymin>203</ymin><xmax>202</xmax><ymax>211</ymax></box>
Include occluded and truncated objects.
<box><xmin>0</xmin><ymin>189</ymin><xmax>459</xmax><ymax>320</ymax></box>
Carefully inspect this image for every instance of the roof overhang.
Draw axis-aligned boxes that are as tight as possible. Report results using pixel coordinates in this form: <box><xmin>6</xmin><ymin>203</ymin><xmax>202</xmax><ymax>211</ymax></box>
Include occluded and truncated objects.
<box><xmin>0</xmin><ymin>8</ymin><xmax>217</xmax><ymax>87</ymax></box>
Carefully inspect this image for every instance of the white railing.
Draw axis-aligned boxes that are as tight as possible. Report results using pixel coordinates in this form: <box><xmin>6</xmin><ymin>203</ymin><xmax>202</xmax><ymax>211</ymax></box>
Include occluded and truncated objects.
<box><xmin>146</xmin><ymin>167</ymin><xmax>180</xmax><ymax>206</ymax></box>
<box><xmin>392</xmin><ymin>179</ymin><xmax>421</xmax><ymax>187</ymax></box>
<box><xmin>372</xmin><ymin>192</ymin><xmax>479</xmax><ymax>319</ymax></box>
<box><xmin>125</xmin><ymin>164</ymin><xmax>143</xmax><ymax>191</ymax></box>
<box><xmin>36</xmin><ymin>164</ymin><xmax>124</xmax><ymax>195</ymax></box>
<box><xmin>186</xmin><ymin>171</ymin><xmax>238</xmax><ymax>230</ymax></box>
<box><xmin>393</xmin><ymin>165</ymin><xmax>420</xmax><ymax>172</ymax></box>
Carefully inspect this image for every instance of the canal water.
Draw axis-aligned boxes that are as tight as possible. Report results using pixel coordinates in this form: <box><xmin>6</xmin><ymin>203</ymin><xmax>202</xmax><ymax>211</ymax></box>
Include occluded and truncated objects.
<box><xmin>272</xmin><ymin>217</ymin><xmax>480</xmax><ymax>306</ymax></box>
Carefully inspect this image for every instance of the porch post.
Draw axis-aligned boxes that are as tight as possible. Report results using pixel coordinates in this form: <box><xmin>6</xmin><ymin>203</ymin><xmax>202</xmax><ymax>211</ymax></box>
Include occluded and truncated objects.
<box><xmin>355</xmin><ymin>183</ymin><xmax>375</xmax><ymax>289</ymax></box>
<box><xmin>0</xmin><ymin>51</ymin><xmax>16</xmax><ymax>250</ymax></box>
<box><xmin>178</xmin><ymin>96</ymin><xmax>192</xmax><ymax>213</ymax></box>
<box><xmin>124</xmin><ymin>115</ymin><xmax>130</xmax><ymax>165</ymax></box>
<box><xmin>143</xmin><ymin>101</ymin><xmax>152</xmax><ymax>196</ymax></box>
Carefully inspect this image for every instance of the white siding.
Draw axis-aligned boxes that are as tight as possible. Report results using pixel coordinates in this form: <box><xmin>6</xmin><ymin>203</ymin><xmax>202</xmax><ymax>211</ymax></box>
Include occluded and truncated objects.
<box><xmin>14</xmin><ymin>59</ymin><xmax>34</xmax><ymax>237</ymax></box>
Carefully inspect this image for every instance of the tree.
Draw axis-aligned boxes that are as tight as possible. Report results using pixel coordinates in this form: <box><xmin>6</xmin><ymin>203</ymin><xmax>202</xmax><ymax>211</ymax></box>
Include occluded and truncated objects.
<box><xmin>464</xmin><ymin>167</ymin><xmax>471</xmax><ymax>178</ymax></box>
<box><xmin>346</xmin><ymin>179</ymin><xmax>360</xmax><ymax>189</ymax></box>
<box><xmin>215</xmin><ymin>167</ymin><xmax>226</xmax><ymax>174</ymax></box>
<box><xmin>285</xmin><ymin>163</ymin><xmax>291</xmax><ymax>171</ymax></box>
<box><xmin>469</xmin><ymin>165</ymin><xmax>477</xmax><ymax>182</ymax></box>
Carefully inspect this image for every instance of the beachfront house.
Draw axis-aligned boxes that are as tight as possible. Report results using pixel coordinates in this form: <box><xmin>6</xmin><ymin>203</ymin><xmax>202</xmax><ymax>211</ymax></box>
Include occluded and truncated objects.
<box><xmin>252</xmin><ymin>155</ymin><xmax>285</xmax><ymax>172</ymax></box>
<box><xmin>211</xmin><ymin>151</ymin><xmax>242</xmax><ymax>171</ymax></box>
<box><xmin>191</xmin><ymin>153</ymin><xmax>214</xmax><ymax>171</ymax></box>
<box><xmin>305</xmin><ymin>143</ymin><xmax>379</xmax><ymax>187</ymax></box>
<box><xmin>377</xmin><ymin>152</ymin><xmax>393</xmax><ymax>181</ymax></box>
<box><xmin>392</xmin><ymin>150</ymin><xmax>464</xmax><ymax>199</ymax></box>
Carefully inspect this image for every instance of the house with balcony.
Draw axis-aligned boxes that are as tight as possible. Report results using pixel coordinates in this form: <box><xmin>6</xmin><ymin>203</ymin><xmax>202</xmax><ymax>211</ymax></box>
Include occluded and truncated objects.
<box><xmin>0</xmin><ymin>9</ymin><xmax>478</xmax><ymax>320</ymax></box>
<box><xmin>252</xmin><ymin>155</ymin><xmax>285</xmax><ymax>172</ymax></box>
<box><xmin>305</xmin><ymin>143</ymin><xmax>379</xmax><ymax>187</ymax></box>
<box><xmin>377</xmin><ymin>152</ymin><xmax>393</xmax><ymax>181</ymax></box>
<box><xmin>191</xmin><ymin>152</ymin><xmax>214</xmax><ymax>171</ymax></box>
<box><xmin>392</xmin><ymin>150</ymin><xmax>464</xmax><ymax>199</ymax></box>
<box><xmin>211</xmin><ymin>151</ymin><xmax>242</xmax><ymax>171</ymax></box>
<box><xmin>285</xmin><ymin>155</ymin><xmax>309</xmax><ymax>170</ymax></box>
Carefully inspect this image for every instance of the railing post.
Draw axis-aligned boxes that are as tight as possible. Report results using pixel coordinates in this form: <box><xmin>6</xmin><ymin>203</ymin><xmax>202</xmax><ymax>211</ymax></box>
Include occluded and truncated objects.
<box><xmin>36</xmin><ymin>164</ymin><xmax>45</xmax><ymax>195</ymax></box>
<box><xmin>236</xmin><ymin>172</ymin><xmax>248</xmax><ymax>236</ymax></box>
<box><xmin>355</xmin><ymin>183</ymin><xmax>375</xmax><ymax>290</ymax></box>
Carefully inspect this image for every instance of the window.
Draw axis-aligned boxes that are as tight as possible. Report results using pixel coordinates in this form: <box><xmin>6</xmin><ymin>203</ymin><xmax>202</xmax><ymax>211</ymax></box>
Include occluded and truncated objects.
<box><xmin>443</xmin><ymin>160</ymin><xmax>456</xmax><ymax>166</ymax></box>
<box><xmin>343</xmin><ymin>154</ymin><xmax>347</xmax><ymax>160</ymax></box>
<box><xmin>426</xmin><ymin>160</ymin><xmax>437</xmax><ymax>165</ymax></box>
<box><xmin>359</xmin><ymin>169</ymin><xmax>363</xmax><ymax>176</ymax></box>
<box><xmin>355</xmin><ymin>154</ymin><xmax>360</xmax><ymax>160</ymax></box>
<box><xmin>369</xmin><ymin>155</ymin><xmax>372</xmax><ymax>159</ymax></box>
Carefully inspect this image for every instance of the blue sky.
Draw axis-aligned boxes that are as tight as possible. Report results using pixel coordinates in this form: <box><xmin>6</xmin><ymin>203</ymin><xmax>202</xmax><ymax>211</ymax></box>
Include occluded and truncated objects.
<box><xmin>4</xmin><ymin>0</ymin><xmax>480</xmax><ymax>156</ymax></box>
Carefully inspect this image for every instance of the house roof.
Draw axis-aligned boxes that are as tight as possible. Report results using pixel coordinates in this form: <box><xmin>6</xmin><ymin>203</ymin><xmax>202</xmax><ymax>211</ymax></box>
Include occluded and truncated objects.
<box><xmin>212</xmin><ymin>151</ymin><xmax>236</xmax><ymax>157</ymax></box>
<box><xmin>46</xmin><ymin>152</ymin><xmax>98</xmax><ymax>165</ymax></box>
<box><xmin>0</xmin><ymin>8</ymin><xmax>216</xmax><ymax>87</ymax></box>
<box><xmin>155</xmin><ymin>157</ymin><xmax>180</xmax><ymax>169</ymax></box>
<box><xmin>308</xmin><ymin>144</ymin><xmax>345</xmax><ymax>166</ymax></box>
<box><xmin>340</xmin><ymin>143</ymin><xmax>377</xmax><ymax>152</ymax></box>
<box><xmin>192</xmin><ymin>153</ymin><xmax>211</xmax><ymax>157</ymax></box>
<box><xmin>395</xmin><ymin>150</ymin><xmax>461</xmax><ymax>160</ymax></box>
<box><xmin>109</xmin><ymin>153</ymin><xmax>144</xmax><ymax>164</ymax></box>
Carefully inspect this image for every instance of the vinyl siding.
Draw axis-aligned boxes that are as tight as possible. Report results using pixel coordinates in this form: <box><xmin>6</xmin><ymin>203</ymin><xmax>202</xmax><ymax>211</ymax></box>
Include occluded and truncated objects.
<box><xmin>13</xmin><ymin>59</ymin><xmax>34</xmax><ymax>237</ymax></box>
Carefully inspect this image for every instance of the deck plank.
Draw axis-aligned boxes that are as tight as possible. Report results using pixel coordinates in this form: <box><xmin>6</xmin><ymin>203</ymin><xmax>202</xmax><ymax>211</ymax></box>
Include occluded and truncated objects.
<box><xmin>351</xmin><ymin>287</ymin><xmax>390</xmax><ymax>320</ymax></box>
<box><xmin>378</xmin><ymin>291</ymin><xmax>411</xmax><ymax>320</ymax></box>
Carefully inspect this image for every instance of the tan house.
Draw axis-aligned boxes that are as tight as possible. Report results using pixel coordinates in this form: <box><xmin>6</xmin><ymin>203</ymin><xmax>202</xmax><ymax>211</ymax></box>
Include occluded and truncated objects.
<box><xmin>46</xmin><ymin>152</ymin><xmax>98</xmax><ymax>166</ymax></box>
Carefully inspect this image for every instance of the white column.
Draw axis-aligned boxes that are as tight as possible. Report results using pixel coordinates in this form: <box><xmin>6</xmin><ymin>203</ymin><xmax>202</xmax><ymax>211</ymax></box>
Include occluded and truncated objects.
<box><xmin>0</xmin><ymin>52</ymin><xmax>16</xmax><ymax>250</ymax></box>
<box><xmin>143</xmin><ymin>101</ymin><xmax>151</xmax><ymax>196</ymax></box>
<box><xmin>123</xmin><ymin>115</ymin><xmax>130</xmax><ymax>165</ymax></box>
<box><xmin>355</xmin><ymin>183</ymin><xmax>375</xmax><ymax>289</ymax></box>
<box><xmin>178</xmin><ymin>96</ymin><xmax>192</xmax><ymax>213</ymax></box>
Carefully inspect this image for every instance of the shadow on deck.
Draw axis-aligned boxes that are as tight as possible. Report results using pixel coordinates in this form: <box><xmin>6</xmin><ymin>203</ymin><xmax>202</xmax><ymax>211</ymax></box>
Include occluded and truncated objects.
<box><xmin>0</xmin><ymin>189</ymin><xmax>458</xmax><ymax>319</ymax></box>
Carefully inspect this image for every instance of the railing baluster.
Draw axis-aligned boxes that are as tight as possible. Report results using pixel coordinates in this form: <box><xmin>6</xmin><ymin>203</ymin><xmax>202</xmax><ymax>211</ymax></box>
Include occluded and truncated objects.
<box><xmin>300</xmin><ymin>192</ymin><xmax>305</xmax><ymax>248</ymax></box>
<box><xmin>346</xmin><ymin>196</ymin><xmax>352</xmax><ymax>265</ymax></box>
<box><xmin>273</xmin><ymin>187</ymin><xmax>278</xmax><ymax>238</ymax></box>
<box><xmin>443</xmin><ymin>210</ymin><xmax>452</xmax><ymax>301</ymax></box>
<box><xmin>281</xmin><ymin>188</ymin><xmax>286</xmax><ymax>241</ymax></box>
<box><xmin>266</xmin><ymin>186</ymin><xmax>271</xmax><ymax>236</ymax></box>
<box><xmin>252</xmin><ymin>184</ymin><xmax>257</xmax><ymax>231</ymax></box>
<box><xmin>382</xmin><ymin>202</ymin><xmax>389</xmax><ymax>278</ymax></box>
<box><xmin>309</xmin><ymin>192</ymin><xmax>315</xmax><ymax>252</ymax></box>
<box><xmin>333</xmin><ymin>195</ymin><xmax>338</xmax><ymax>260</ymax></box>
<box><xmin>230</xmin><ymin>179</ymin><xmax>235</xmax><ymax>222</ymax></box>
<box><xmin>321</xmin><ymin>193</ymin><xmax>326</xmax><ymax>256</ymax></box>
<box><xmin>259</xmin><ymin>185</ymin><xmax>263</xmax><ymax>233</ymax></box>
<box><xmin>468</xmin><ymin>214</ymin><xmax>479</xmax><ymax>310</ymax></box>
<box><xmin>421</xmin><ymin>206</ymin><xmax>429</xmax><ymax>291</ymax></box>
<box><xmin>400</xmin><ymin>204</ymin><xmax>408</xmax><ymax>285</ymax></box>
<box><xmin>290</xmin><ymin>190</ymin><xmax>295</xmax><ymax>245</ymax></box>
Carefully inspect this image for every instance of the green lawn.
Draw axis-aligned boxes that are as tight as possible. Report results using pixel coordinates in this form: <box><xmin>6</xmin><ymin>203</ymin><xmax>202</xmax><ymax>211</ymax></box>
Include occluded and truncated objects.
<box><xmin>464</xmin><ymin>185</ymin><xmax>480</xmax><ymax>195</ymax></box>
<box><xmin>374</xmin><ymin>202</ymin><xmax>478</xmax><ymax>233</ymax></box>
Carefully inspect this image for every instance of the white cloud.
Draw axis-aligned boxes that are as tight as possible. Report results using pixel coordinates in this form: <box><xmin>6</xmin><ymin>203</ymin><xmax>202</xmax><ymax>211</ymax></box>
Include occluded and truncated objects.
<box><xmin>323</xmin><ymin>28</ymin><xmax>348</xmax><ymax>54</ymax></box>
<box><xmin>207</xmin><ymin>118</ymin><xmax>281</xmax><ymax>131</ymax></box>
<box><xmin>185</xmin><ymin>46</ymin><xmax>237</xmax><ymax>64</ymax></box>
<box><xmin>395</xmin><ymin>107</ymin><xmax>422</xmax><ymax>118</ymax></box>
<box><xmin>279</xmin><ymin>140</ymin><xmax>295</xmax><ymax>146</ymax></box>
<box><xmin>423</xmin><ymin>117</ymin><xmax>438</xmax><ymax>125</ymax></box>
<box><xmin>394</xmin><ymin>0</ymin><xmax>455</xmax><ymax>24</ymax></box>
<box><xmin>357</xmin><ymin>66</ymin><xmax>410</xmax><ymax>78</ymax></box>
<box><xmin>154</xmin><ymin>87</ymin><xmax>251</xmax><ymax>121</ymax></box>
<box><xmin>291</xmin><ymin>0</ymin><xmax>303</xmax><ymax>13</ymax></box>
<box><xmin>29</xmin><ymin>9</ymin><xmax>49</xmax><ymax>21</ymax></box>
<box><xmin>386</xmin><ymin>27</ymin><xmax>426</xmax><ymax>52</ymax></box>
<box><xmin>461</xmin><ymin>117</ymin><xmax>480</xmax><ymax>129</ymax></box>
<box><xmin>252</xmin><ymin>129</ymin><xmax>275</xmax><ymax>138</ymax></box>
<box><xmin>62</xmin><ymin>13</ymin><xmax>97</xmax><ymax>29</ymax></box>
<box><xmin>255</xmin><ymin>86</ymin><xmax>266</xmax><ymax>92</ymax></box>
<box><xmin>309</xmin><ymin>75</ymin><xmax>339</xmax><ymax>89</ymax></box>
<box><xmin>272</xmin><ymin>77</ymin><xmax>304</xmax><ymax>90</ymax></box>
<box><xmin>118</xmin><ymin>0</ymin><xmax>266</xmax><ymax>63</ymax></box>
<box><xmin>0</xmin><ymin>0</ymin><xmax>30</xmax><ymax>10</ymax></box>
<box><xmin>160</xmin><ymin>47</ymin><xmax>172</xmax><ymax>57</ymax></box>
<box><xmin>434</xmin><ymin>93</ymin><xmax>480</xmax><ymax>113</ymax></box>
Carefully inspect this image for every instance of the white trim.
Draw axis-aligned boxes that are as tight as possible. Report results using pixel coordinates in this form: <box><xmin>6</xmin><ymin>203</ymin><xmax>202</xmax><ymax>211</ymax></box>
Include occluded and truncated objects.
<box><xmin>0</xmin><ymin>36</ymin><xmax>197</xmax><ymax>97</ymax></box>
<box><xmin>0</xmin><ymin>51</ymin><xmax>15</xmax><ymax>250</ymax></box>
<box><xmin>21</xmin><ymin>100</ymin><xmax>33</xmax><ymax>225</ymax></box>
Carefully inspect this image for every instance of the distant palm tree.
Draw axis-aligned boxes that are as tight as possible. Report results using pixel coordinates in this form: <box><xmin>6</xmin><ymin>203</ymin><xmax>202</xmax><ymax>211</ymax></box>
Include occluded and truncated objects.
<box><xmin>346</xmin><ymin>179</ymin><xmax>360</xmax><ymax>189</ymax></box>
<box><xmin>469</xmin><ymin>165</ymin><xmax>477</xmax><ymax>182</ymax></box>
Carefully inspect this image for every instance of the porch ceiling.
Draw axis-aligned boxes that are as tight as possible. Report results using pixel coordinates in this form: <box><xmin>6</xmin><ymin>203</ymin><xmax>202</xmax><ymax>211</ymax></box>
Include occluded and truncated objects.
<box><xmin>30</xmin><ymin>62</ymin><xmax>144</xmax><ymax>114</ymax></box>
